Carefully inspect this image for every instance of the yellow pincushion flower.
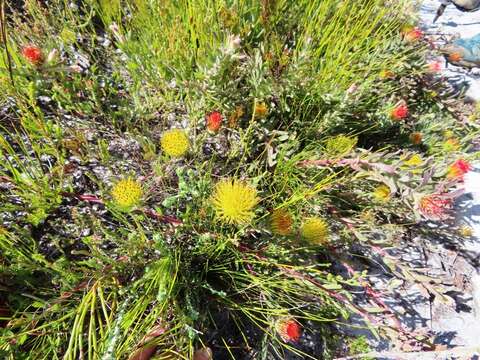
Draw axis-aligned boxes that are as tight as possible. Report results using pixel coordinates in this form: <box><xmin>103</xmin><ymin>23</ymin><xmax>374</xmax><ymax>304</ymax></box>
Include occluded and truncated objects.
<box><xmin>212</xmin><ymin>178</ymin><xmax>259</xmax><ymax>224</ymax></box>
<box><xmin>458</xmin><ymin>225</ymin><xmax>473</xmax><ymax>238</ymax></box>
<box><xmin>0</xmin><ymin>226</ymin><xmax>7</xmax><ymax>237</ymax></box>
<box><xmin>301</xmin><ymin>217</ymin><xmax>329</xmax><ymax>245</ymax></box>
<box><xmin>161</xmin><ymin>129</ymin><xmax>189</xmax><ymax>158</ymax></box>
<box><xmin>402</xmin><ymin>154</ymin><xmax>423</xmax><ymax>167</ymax></box>
<box><xmin>111</xmin><ymin>178</ymin><xmax>143</xmax><ymax>211</ymax></box>
<box><xmin>373</xmin><ymin>184</ymin><xmax>391</xmax><ymax>202</ymax></box>
<box><xmin>270</xmin><ymin>209</ymin><xmax>293</xmax><ymax>235</ymax></box>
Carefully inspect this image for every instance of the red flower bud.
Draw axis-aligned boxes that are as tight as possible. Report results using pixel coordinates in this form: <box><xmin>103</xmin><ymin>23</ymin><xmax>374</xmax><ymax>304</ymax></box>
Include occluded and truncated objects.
<box><xmin>403</xmin><ymin>27</ymin><xmax>423</xmax><ymax>42</ymax></box>
<box><xmin>276</xmin><ymin>317</ymin><xmax>302</xmax><ymax>343</ymax></box>
<box><xmin>206</xmin><ymin>111</ymin><xmax>222</xmax><ymax>132</ymax></box>
<box><xmin>21</xmin><ymin>45</ymin><xmax>44</xmax><ymax>65</ymax></box>
<box><xmin>390</xmin><ymin>103</ymin><xmax>409</xmax><ymax>120</ymax></box>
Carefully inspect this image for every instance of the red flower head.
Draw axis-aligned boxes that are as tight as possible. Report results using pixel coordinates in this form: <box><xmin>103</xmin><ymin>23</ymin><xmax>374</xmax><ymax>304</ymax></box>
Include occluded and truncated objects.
<box><xmin>403</xmin><ymin>27</ymin><xmax>423</xmax><ymax>42</ymax></box>
<box><xmin>427</xmin><ymin>61</ymin><xmax>442</xmax><ymax>73</ymax></box>
<box><xmin>418</xmin><ymin>194</ymin><xmax>452</xmax><ymax>220</ymax></box>
<box><xmin>447</xmin><ymin>159</ymin><xmax>472</xmax><ymax>181</ymax></box>
<box><xmin>21</xmin><ymin>45</ymin><xmax>44</xmax><ymax>65</ymax></box>
<box><xmin>275</xmin><ymin>317</ymin><xmax>302</xmax><ymax>343</ymax></box>
<box><xmin>206</xmin><ymin>111</ymin><xmax>223</xmax><ymax>132</ymax></box>
<box><xmin>390</xmin><ymin>102</ymin><xmax>409</xmax><ymax>120</ymax></box>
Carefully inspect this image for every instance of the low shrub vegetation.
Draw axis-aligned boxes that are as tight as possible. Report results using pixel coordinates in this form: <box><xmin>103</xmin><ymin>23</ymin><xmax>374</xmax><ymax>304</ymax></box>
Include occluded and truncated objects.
<box><xmin>0</xmin><ymin>0</ymin><xmax>478</xmax><ymax>359</ymax></box>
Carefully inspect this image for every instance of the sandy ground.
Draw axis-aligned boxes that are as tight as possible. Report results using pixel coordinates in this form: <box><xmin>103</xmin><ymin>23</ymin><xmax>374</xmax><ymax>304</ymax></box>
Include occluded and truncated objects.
<box><xmin>344</xmin><ymin>3</ymin><xmax>480</xmax><ymax>358</ymax></box>
<box><xmin>419</xmin><ymin>0</ymin><xmax>480</xmax><ymax>101</ymax></box>
<box><xmin>414</xmin><ymin>0</ymin><xmax>480</xmax><ymax>354</ymax></box>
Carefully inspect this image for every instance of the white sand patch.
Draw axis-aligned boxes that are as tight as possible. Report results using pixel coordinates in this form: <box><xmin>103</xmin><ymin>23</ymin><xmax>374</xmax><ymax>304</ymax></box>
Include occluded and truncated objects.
<box><xmin>419</xmin><ymin>0</ymin><xmax>480</xmax><ymax>101</ymax></box>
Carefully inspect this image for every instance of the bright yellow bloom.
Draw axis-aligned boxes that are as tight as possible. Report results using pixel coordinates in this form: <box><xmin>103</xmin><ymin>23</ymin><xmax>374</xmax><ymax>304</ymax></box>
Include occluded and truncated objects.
<box><xmin>212</xmin><ymin>179</ymin><xmax>259</xmax><ymax>224</ymax></box>
<box><xmin>301</xmin><ymin>217</ymin><xmax>329</xmax><ymax>245</ymax></box>
<box><xmin>111</xmin><ymin>178</ymin><xmax>143</xmax><ymax>210</ymax></box>
<box><xmin>161</xmin><ymin>129</ymin><xmax>189</xmax><ymax>157</ymax></box>
<box><xmin>373</xmin><ymin>184</ymin><xmax>391</xmax><ymax>202</ymax></box>
<box><xmin>324</xmin><ymin>135</ymin><xmax>357</xmax><ymax>157</ymax></box>
<box><xmin>270</xmin><ymin>209</ymin><xmax>293</xmax><ymax>235</ymax></box>
<box><xmin>402</xmin><ymin>154</ymin><xmax>423</xmax><ymax>167</ymax></box>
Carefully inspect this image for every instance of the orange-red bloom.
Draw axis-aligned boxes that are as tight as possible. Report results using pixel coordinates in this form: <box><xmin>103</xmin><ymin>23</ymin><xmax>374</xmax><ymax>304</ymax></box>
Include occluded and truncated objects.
<box><xmin>409</xmin><ymin>132</ymin><xmax>423</xmax><ymax>145</ymax></box>
<box><xmin>276</xmin><ymin>317</ymin><xmax>302</xmax><ymax>343</ymax></box>
<box><xmin>448</xmin><ymin>52</ymin><xmax>463</xmax><ymax>62</ymax></box>
<box><xmin>390</xmin><ymin>103</ymin><xmax>409</xmax><ymax>120</ymax></box>
<box><xmin>418</xmin><ymin>194</ymin><xmax>452</xmax><ymax>220</ymax></box>
<box><xmin>403</xmin><ymin>27</ymin><xmax>423</xmax><ymax>42</ymax></box>
<box><xmin>270</xmin><ymin>209</ymin><xmax>293</xmax><ymax>235</ymax></box>
<box><xmin>206</xmin><ymin>111</ymin><xmax>222</xmax><ymax>132</ymax></box>
<box><xmin>447</xmin><ymin>159</ymin><xmax>472</xmax><ymax>181</ymax></box>
<box><xmin>21</xmin><ymin>45</ymin><xmax>44</xmax><ymax>65</ymax></box>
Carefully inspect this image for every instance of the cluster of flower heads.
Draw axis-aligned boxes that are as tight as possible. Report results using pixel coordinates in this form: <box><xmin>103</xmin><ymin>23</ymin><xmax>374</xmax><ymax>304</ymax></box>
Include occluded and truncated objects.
<box><xmin>270</xmin><ymin>210</ymin><xmax>331</xmax><ymax>245</ymax></box>
<box><xmin>15</xmin><ymin>19</ymin><xmax>476</xmax><ymax>360</ymax></box>
<box><xmin>211</xmin><ymin>182</ymin><xmax>330</xmax><ymax>244</ymax></box>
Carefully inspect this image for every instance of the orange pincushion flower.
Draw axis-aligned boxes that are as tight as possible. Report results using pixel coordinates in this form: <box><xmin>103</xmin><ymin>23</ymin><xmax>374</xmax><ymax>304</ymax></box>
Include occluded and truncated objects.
<box><xmin>448</xmin><ymin>52</ymin><xmax>463</xmax><ymax>62</ymax></box>
<box><xmin>206</xmin><ymin>111</ymin><xmax>223</xmax><ymax>132</ymax></box>
<box><xmin>418</xmin><ymin>194</ymin><xmax>452</xmax><ymax>220</ymax></box>
<box><xmin>409</xmin><ymin>132</ymin><xmax>423</xmax><ymax>145</ymax></box>
<box><xmin>254</xmin><ymin>102</ymin><xmax>268</xmax><ymax>118</ymax></box>
<box><xmin>21</xmin><ymin>45</ymin><xmax>44</xmax><ymax>65</ymax></box>
<box><xmin>390</xmin><ymin>102</ymin><xmax>409</xmax><ymax>120</ymax></box>
<box><xmin>443</xmin><ymin>138</ymin><xmax>460</xmax><ymax>152</ymax></box>
<box><xmin>270</xmin><ymin>209</ymin><xmax>293</xmax><ymax>235</ymax></box>
<box><xmin>402</xmin><ymin>27</ymin><xmax>423</xmax><ymax>42</ymax></box>
<box><xmin>275</xmin><ymin>317</ymin><xmax>302</xmax><ymax>343</ymax></box>
<box><xmin>447</xmin><ymin>159</ymin><xmax>472</xmax><ymax>180</ymax></box>
<box><xmin>228</xmin><ymin>105</ymin><xmax>244</xmax><ymax>128</ymax></box>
